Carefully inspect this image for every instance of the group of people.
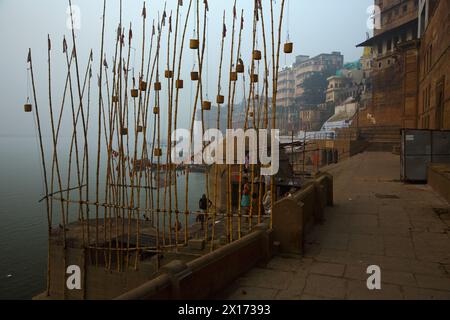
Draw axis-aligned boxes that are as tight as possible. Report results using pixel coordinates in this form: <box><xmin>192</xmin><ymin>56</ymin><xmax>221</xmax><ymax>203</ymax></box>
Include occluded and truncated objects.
<box><xmin>195</xmin><ymin>177</ymin><xmax>273</xmax><ymax>231</ymax></box>
<box><xmin>240</xmin><ymin>177</ymin><xmax>271</xmax><ymax>216</ymax></box>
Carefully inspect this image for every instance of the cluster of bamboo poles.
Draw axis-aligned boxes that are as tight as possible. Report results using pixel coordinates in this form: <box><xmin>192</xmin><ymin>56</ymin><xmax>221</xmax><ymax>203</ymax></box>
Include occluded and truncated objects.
<box><xmin>25</xmin><ymin>0</ymin><xmax>289</xmax><ymax>296</ymax></box>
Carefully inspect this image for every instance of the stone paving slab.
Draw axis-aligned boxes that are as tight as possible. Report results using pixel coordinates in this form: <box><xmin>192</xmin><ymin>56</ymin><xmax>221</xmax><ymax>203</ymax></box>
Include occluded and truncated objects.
<box><xmin>226</xmin><ymin>286</ymin><xmax>279</xmax><ymax>300</ymax></box>
<box><xmin>221</xmin><ymin>152</ymin><xmax>450</xmax><ymax>300</ymax></box>
<box><xmin>304</xmin><ymin>274</ymin><xmax>347</xmax><ymax>299</ymax></box>
<box><xmin>310</xmin><ymin>262</ymin><xmax>346</xmax><ymax>277</ymax></box>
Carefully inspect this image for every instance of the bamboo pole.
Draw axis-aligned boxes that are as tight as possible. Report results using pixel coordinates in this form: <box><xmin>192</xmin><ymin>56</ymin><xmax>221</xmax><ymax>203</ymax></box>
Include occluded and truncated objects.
<box><xmin>258</xmin><ymin>0</ymin><xmax>271</xmax><ymax>221</ymax></box>
<box><xmin>270</xmin><ymin>0</ymin><xmax>287</xmax><ymax>228</ymax></box>
<box><xmin>174</xmin><ymin>0</ymin><xmax>194</xmax><ymax>246</ymax></box>
<box><xmin>185</xmin><ymin>0</ymin><xmax>206</xmax><ymax>244</ymax></box>
<box><xmin>137</xmin><ymin>25</ymin><xmax>154</xmax><ymax>233</ymax></box>
<box><xmin>163</xmin><ymin>10</ymin><xmax>173</xmax><ymax>247</ymax></box>
<box><xmin>224</xmin><ymin>0</ymin><xmax>237</xmax><ymax>244</ymax></box>
<box><xmin>237</xmin><ymin>4</ymin><xmax>259</xmax><ymax>239</ymax></box>
<box><xmin>197</xmin><ymin>0</ymin><xmax>210</xmax><ymax>243</ymax></box>
<box><xmin>140</xmin><ymin>19</ymin><xmax>158</xmax><ymax>229</ymax></box>
<box><xmin>104</xmin><ymin>23</ymin><xmax>122</xmax><ymax>270</ymax></box>
<box><xmin>94</xmin><ymin>0</ymin><xmax>107</xmax><ymax>270</ymax></box>
<box><xmin>28</xmin><ymin>48</ymin><xmax>52</xmax><ymax>296</ymax></box>
<box><xmin>210</xmin><ymin>10</ymin><xmax>226</xmax><ymax>251</ymax></box>
<box><xmin>155</xmin><ymin>11</ymin><xmax>164</xmax><ymax>268</ymax></box>
<box><xmin>228</xmin><ymin>8</ymin><xmax>244</xmax><ymax>243</ymax></box>
<box><xmin>123</xmin><ymin>22</ymin><xmax>134</xmax><ymax>269</ymax></box>
<box><xmin>67</xmin><ymin>4</ymin><xmax>92</xmax><ymax>272</ymax></box>
<box><xmin>147</xmin><ymin>16</ymin><xmax>165</xmax><ymax>254</ymax></box>
<box><xmin>49</xmin><ymin>196</ymin><xmax>269</xmax><ymax>220</ymax></box>
<box><xmin>47</xmin><ymin>35</ymin><xmax>67</xmax><ymax>240</ymax></box>
<box><xmin>167</xmin><ymin>3</ymin><xmax>180</xmax><ymax>251</ymax></box>
<box><xmin>130</xmin><ymin>3</ymin><xmax>148</xmax><ymax>270</ymax></box>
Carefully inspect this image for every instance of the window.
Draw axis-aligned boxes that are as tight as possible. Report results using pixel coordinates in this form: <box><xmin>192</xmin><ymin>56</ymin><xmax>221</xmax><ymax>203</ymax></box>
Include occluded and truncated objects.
<box><xmin>424</xmin><ymin>44</ymin><xmax>433</xmax><ymax>74</ymax></box>
<box><xmin>403</xmin><ymin>4</ymin><xmax>407</xmax><ymax>13</ymax></box>
<box><xmin>435</xmin><ymin>77</ymin><xmax>445</xmax><ymax>129</ymax></box>
<box><xmin>387</xmin><ymin>39</ymin><xmax>392</xmax><ymax>51</ymax></box>
<box><xmin>420</xmin><ymin>8</ymin><xmax>426</xmax><ymax>36</ymax></box>
<box><xmin>428</xmin><ymin>44</ymin><xmax>433</xmax><ymax>70</ymax></box>
<box><xmin>401</xmin><ymin>33</ymin><xmax>407</xmax><ymax>42</ymax></box>
<box><xmin>424</xmin><ymin>88</ymin><xmax>428</xmax><ymax>112</ymax></box>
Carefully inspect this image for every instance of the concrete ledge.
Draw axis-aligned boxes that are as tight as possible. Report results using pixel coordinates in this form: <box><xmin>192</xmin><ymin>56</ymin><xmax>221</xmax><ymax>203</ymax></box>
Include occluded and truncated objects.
<box><xmin>115</xmin><ymin>173</ymin><xmax>334</xmax><ymax>300</ymax></box>
<box><xmin>272</xmin><ymin>173</ymin><xmax>333</xmax><ymax>255</ymax></box>
<box><xmin>114</xmin><ymin>274</ymin><xmax>172</xmax><ymax>300</ymax></box>
<box><xmin>115</xmin><ymin>224</ymin><xmax>272</xmax><ymax>300</ymax></box>
<box><xmin>428</xmin><ymin>164</ymin><xmax>450</xmax><ymax>203</ymax></box>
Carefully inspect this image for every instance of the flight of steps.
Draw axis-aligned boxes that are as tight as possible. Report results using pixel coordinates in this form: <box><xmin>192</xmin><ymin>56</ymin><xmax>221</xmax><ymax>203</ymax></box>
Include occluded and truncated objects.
<box><xmin>358</xmin><ymin>126</ymin><xmax>401</xmax><ymax>152</ymax></box>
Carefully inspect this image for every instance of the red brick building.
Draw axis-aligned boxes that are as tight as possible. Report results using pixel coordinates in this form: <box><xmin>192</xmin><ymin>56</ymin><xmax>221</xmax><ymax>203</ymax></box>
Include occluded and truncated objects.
<box><xmin>416</xmin><ymin>0</ymin><xmax>450</xmax><ymax>130</ymax></box>
<box><xmin>357</xmin><ymin>0</ymin><xmax>420</xmax><ymax>128</ymax></box>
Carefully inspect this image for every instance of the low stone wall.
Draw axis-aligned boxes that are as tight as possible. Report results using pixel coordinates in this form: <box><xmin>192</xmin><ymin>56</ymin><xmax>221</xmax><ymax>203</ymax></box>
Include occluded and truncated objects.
<box><xmin>35</xmin><ymin>243</ymin><xmax>157</xmax><ymax>300</ymax></box>
<box><xmin>308</xmin><ymin>139</ymin><xmax>368</xmax><ymax>167</ymax></box>
<box><xmin>428</xmin><ymin>164</ymin><xmax>450</xmax><ymax>204</ymax></box>
<box><xmin>116</xmin><ymin>224</ymin><xmax>272</xmax><ymax>300</ymax></box>
<box><xmin>116</xmin><ymin>173</ymin><xmax>333</xmax><ymax>300</ymax></box>
<box><xmin>272</xmin><ymin>172</ymin><xmax>333</xmax><ymax>255</ymax></box>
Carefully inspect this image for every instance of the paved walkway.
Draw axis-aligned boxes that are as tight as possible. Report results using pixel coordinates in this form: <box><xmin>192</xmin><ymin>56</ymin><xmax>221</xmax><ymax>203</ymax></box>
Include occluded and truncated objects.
<box><xmin>220</xmin><ymin>152</ymin><xmax>450</xmax><ymax>300</ymax></box>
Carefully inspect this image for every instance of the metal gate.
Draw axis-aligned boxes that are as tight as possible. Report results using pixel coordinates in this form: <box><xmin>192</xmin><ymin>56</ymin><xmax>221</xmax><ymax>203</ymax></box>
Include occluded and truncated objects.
<box><xmin>401</xmin><ymin>129</ymin><xmax>450</xmax><ymax>182</ymax></box>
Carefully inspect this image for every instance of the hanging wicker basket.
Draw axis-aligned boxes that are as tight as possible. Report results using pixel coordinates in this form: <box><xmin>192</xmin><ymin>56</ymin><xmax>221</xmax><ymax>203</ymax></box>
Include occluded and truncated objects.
<box><xmin>24</xmin><ymin>104</ymin><xmax>32</xmax><ymax>113</ymax></box>
<box><xmin>230</xmin><ymin>72</ymin><xmax>238</xmax><ymax>81</ymax></box>
<box><xmin>189</xmin><ymin>39</ymin><xmax>199</xmax><ymax>49</ymax></box>
<box><xmin>137</xmin><ymin>125</ymin><xmax>143</xmax><ymax>133</ymax></box>
<box><xmin>131</xmin><ymin>89</ymin><xmax>139</xmax><ymax>98</ymax></box>
<box><xmin>202</xmin><ymin>101</ymin><xmax>211</xmax><ymax>111</ymax></box>
<box><xmin>112</xmin><ymin>95</ymin><xmax>119</xmax><ymax>103</ymax></box>
<box><xmin>153</xmin><ymin>107</ymin><xmax>160</xmax><ymax>115</ymax></box>
<box><xmin>236</xmin><ymin>63</ymin><xmax>245</xmax><ymax>73</ymax></box>
<box><xmin>165</xmin><ymin>70</ymin><xmax>173</xmax><ymax>78</ymax></box>
<box><xmin>249</xmin><ymin>111</ymin><xmax>254</xmax><ymax>117</ymax></box>
<box><xmin>176</xmin><ymin>79</ymin><xmax>184</xmax><ymax>89</ymax></box>
<box><xmin>154</xmin><ymin>82</ymin><xmax>162</xmax><ymax>91</ymax></box>
<box><xmin>139</xmin><ymin>81</ymin><xmax>148</xmax><ymax>91</ymax></box>
<box><xmin>190</xmin><ymin>71</ymin><xmax>199</xmax><ymax>81</ymax></box>
<box><xmin>120</xmin><ymin>127</ymin><xmax>128</xmax><ymax>136</ymax></box>
<box><xmin>154</xmin><ymin>148</ymin><xmax>163</xmax><ymax>157</ymax></box>
<box><xmin>216</xmin><ymin>95</ymin><xmax>225</xmax><ymax>104</ymax></box>
<box><xmin>253</xmin><ymin>50</ymin><xmax>262</xmax><ymax>61</ymax></box>
<box><xmin>251</xmin><ymin>74</ymin><xmax>259</xmax><ymax>83</ymax></box>
<box><xmin>284</xmin><ymin>42</ymin><xmax>293</xmax><ymax>54</ymax></box>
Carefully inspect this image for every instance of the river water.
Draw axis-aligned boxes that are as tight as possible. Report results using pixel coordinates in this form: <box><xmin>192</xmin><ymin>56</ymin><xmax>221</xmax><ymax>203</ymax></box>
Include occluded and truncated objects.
<box><xmin>0</xmin><ymin>136</ymin><xmax>207</xmax><ymax>299</ymax></box>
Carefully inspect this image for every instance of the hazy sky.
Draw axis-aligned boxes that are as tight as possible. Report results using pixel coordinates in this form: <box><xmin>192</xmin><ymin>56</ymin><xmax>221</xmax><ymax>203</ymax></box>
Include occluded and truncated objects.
<box><xmin>0</xmin><ymin>0</ymin><xmax>373</xmax><ymax>138</ymax></box>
